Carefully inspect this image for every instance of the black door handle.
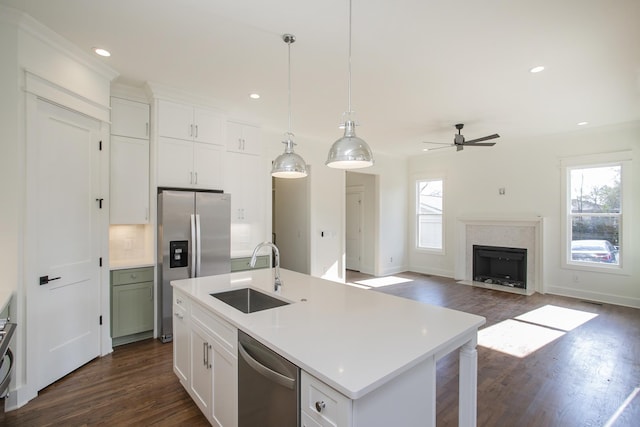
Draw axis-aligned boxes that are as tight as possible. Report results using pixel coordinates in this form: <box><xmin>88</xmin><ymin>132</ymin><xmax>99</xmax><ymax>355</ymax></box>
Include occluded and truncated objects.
<box><xmin>39</xmin><ymin>275</ymin><xmax>61</xmax><ymax>285</ymax></box>
<box><xmin>96</xmin><ymin>198</ymin><xmax>104</xmax><ymax>209</ymax></box>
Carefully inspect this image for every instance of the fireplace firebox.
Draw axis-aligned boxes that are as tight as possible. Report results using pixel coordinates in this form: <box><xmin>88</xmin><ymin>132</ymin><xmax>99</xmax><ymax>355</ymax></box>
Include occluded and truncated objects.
<box><xmin>473</xmin><ymin>245</ymin><xmax>527</xmax><ymax>289</ymax></box>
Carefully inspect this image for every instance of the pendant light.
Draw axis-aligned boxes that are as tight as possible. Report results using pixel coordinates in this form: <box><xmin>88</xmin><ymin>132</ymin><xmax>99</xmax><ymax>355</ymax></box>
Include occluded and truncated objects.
<box><xmin>271</xmin><ymin>34</ymin><xmax>308</xmax><ymax>179</ymax></box>
<box><xmin>326</xmin><ymin>0</ymin><xmax>374</xmax><ymax>169</ymax></box>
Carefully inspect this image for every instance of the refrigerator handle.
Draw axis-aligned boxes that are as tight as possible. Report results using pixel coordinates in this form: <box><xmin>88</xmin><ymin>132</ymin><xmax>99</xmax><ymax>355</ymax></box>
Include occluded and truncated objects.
<box><xmin>190</xmin><ymin>214</ymin><xmax>197</xmax><ymax>278</ymax></box>
<box><xmin>195</xmin><ymin>214</ymin><xmax>202</xmax><ymax>277</ymax></box>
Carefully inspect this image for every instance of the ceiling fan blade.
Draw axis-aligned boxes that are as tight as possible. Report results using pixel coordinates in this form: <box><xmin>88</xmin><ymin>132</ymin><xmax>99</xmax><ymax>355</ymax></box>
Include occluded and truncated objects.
<box><xmin>422</xmin><ymin>141</ymin><xmax>451</xmax><ymax>146</ymax></box>
<box><xmin>464</xmin><ymin>134</ymin><xmax>500</xmax><ymax>144</ymax></box>
<box><xmin>463</xmin><ymin>142</ymin><xmax>496</xmax><ymax>147</ymax></box>
<box><xmin>427</xmin><ymin>145</ymin><xmax>454</xmax><ymax>151</ymax></box>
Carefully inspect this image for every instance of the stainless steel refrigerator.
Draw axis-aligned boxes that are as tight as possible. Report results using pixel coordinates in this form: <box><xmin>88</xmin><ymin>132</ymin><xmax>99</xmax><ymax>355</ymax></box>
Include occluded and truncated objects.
<box><xmin>157</xmin><ymin>189</ymin><xmax>231</xmax><ymax>342</ymax></box>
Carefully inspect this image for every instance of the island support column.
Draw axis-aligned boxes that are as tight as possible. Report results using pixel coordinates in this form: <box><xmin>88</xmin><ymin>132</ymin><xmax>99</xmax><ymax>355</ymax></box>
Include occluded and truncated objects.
<box><xmin>458</xmin><ymin>338</ymin><xmax>478</xmax><ymax>427</ymax></box>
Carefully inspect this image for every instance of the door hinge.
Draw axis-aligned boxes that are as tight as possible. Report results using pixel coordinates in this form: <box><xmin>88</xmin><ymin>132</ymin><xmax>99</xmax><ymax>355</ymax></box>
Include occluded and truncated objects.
<box><xmin>99</xmin><ymin>257</ymin><xmax>103</xmax><ymax>267</ymax></box>
<box><xmin>99</xmin><ymin>315</ymin><xmax>102</xmax><ymax>325</ymax></box>
<box><xmin>99</xmin><ymin>140</ymin><xmax>102</xmax><ymax>151</ymax></box>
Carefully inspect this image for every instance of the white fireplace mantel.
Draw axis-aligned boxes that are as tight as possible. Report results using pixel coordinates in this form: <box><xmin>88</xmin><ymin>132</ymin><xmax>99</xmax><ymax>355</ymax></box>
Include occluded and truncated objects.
<box><xmin>455</xmin><ymin>215</ymin><xmax>545</xmax><ymax>295</ymax></box>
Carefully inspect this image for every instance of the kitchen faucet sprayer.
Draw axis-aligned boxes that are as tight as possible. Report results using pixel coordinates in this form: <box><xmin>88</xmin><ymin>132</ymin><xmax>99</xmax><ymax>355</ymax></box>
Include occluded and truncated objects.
<box><xmin>250</xmin><ymin>242</ymin><xmax>282</xmax><ymax>292</ymax></box>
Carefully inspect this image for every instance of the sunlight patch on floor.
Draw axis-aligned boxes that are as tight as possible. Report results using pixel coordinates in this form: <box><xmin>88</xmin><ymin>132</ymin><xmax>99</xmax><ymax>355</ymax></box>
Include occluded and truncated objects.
<box><xmin>515</xmin><ymin>305</ymin><xmax>598</xmax><ymax>331</ymax></box>
<box><xmin>478</xmin><ymin>319</ymin><xmax>565</xmax><ymax>358</ymax></box>
<box><xmin>347</xmin><ymin>276</ymin><xmax>413</xmax><ymax>289</ymax></box>
<box><xmin>479</xmin><ymin>304</ymin><xmax>599</xmax><ymax>358</ymax></box>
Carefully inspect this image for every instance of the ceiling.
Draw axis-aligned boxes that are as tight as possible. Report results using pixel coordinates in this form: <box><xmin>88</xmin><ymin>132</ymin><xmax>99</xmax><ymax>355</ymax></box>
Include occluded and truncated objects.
<box><xmin>2</xmin><ymin>0</ymin><xmax>639</xmax><ymax>157</ymax></box>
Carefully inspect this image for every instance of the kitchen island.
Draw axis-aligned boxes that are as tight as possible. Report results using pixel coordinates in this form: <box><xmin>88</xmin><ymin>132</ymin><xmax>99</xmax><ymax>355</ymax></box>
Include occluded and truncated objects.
<box><xmin>172</xmin><ymin>268</ymin><xmax>486</xmax><ymax>427</ymax></box>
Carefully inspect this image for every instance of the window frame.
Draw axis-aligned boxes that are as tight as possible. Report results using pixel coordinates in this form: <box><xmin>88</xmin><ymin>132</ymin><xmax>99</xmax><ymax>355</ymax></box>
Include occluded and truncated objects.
<box><xmin>415</xmin><ymin>175</ymin><xmax>445</xmax><ymax>254</ymax></box>
<box><xmin>561</xmin><ymin>151</ymin><xmax>632</xmax><ymax>275</ymax></box>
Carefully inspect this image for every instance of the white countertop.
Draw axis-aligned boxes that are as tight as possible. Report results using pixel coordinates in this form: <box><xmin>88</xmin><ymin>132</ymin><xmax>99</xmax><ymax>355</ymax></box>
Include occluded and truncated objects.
<box><xmin>109</xmin><ymin>259</ymin><xmax>155</xmax><ymax>270</ymax></box>
<box><xmin>172</xmin><ymin>269</ymin><xmax>486</xmax><ymax>399</ymax></box>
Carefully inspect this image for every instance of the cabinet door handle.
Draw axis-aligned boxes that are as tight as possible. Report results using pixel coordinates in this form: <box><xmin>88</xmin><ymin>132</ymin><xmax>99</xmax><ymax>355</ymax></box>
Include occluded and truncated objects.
<box><xmin>238</xmin><ymin>138</ymin><xmax>242</xmax><ymax>150</ymax></box>
<box><xmin>194</xmin><ymin>172</ymin><xmax>198</xmax><ymax>184</ymax></box>
<box><xmin>145</xmin><ymin>122</ymin><xmax>149</xmax><ymax>137</ymax></box>
<box><xmin>174</xmin><ymin>312</ymin><xmax>183</xmax><ymax>320</ymax></box>
<box><xmin>203</xmin><ymin>342</ymin><xmax>207</xmax><ymax>366</ymax></box>
<box><xmin>195</xmin><ymin>125</ymin><xmax>198</xmax><ymax>138</ymax></box>
<box><xmin>190</xmin><ymin>171</ymin><xmax>194</xmax><ymax>184</ymax></box>
<box><xmin>315</xmin><ymin>401</ymin><xmax>326</xmax><ymax>412</ymax></box>
<box><xmin>190</xmin><ymin>124</ymin><xmax>194</xmax><ymax>137</ymax></box>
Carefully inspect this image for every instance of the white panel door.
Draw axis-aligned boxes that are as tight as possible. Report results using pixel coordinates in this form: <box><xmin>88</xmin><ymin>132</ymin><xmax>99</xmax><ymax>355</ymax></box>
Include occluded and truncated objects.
<box><xmin>346</xmin><ymin>191</ymin><xmax>363</xmax><ymax>271</ymax></box>
<box><xmin>34</xmin><ymin>99</ymin><xmax>101</xmax><ymax>391</ymax></box>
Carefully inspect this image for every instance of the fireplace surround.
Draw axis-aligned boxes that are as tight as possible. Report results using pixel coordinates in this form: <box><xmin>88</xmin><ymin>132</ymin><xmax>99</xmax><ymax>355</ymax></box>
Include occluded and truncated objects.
<box><xmin>456</xmin><ymin>215</ymin><xmax>544</xmax><ymax>295</ymax></box>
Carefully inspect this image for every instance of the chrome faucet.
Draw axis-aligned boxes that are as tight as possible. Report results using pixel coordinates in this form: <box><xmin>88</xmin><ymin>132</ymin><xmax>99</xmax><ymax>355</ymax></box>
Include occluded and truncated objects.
<box><xmin>250</xmin><ymin>241</ymin><xmax>282</xmax><ymax>292</ymax></box>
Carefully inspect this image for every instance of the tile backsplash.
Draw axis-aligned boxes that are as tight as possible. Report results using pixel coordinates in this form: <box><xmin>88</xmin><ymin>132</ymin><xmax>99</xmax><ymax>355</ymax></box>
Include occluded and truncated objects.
<box><xmin>109</xmin><ymin>224</ymin><xmax>154</xmax><ymax>267</ymax></box>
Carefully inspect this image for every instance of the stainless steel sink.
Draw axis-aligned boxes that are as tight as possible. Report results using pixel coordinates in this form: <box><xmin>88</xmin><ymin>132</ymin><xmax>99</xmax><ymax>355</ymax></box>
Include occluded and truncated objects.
<box><xmin>210</xmin><ymin>288</ymin><xmax>289</xmax><ymax>313</ymax></box>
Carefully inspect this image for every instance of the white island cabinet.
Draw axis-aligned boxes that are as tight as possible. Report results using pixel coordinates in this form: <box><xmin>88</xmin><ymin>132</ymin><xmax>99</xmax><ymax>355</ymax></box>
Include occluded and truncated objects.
<box><xmin>173</xmin><ymin>289</ymin><xmax>237</xmax><ymax>427</ymax></box>
<box><xmin>172</xmin><ymin>269</ymin><xmax>486</xmax><ymax>427</ymax></box>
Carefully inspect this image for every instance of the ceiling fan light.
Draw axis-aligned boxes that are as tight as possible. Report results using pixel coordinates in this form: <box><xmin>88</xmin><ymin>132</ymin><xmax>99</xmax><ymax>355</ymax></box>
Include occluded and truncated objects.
<box><xmin>272</xmin><ymin>138</ymin><xmax>308</xmax><ymax>178</ymax></box>
<box><xmin>326</xmin><ymin>120</ymin><xmax>374</xmax><ymax>169</ymax></box>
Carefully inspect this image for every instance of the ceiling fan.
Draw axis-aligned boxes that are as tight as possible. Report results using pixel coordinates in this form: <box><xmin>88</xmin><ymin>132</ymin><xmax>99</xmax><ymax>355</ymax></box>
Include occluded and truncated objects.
<box><xmin>424</xmin><ymin>123</ymin><xmax>500</xmax><ymax>152</ymax></box>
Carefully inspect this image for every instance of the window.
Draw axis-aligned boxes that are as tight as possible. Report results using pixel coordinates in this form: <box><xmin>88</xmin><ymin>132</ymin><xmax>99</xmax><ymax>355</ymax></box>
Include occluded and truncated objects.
<box><xmin>416</xmin><ymin>178</ymin><xmax>443</xmax><ymax>251</ymax></box>
<box><xmin>564</xmin><ymin>157</ymin><xmax>628</xmax><ymax>271</ymax></box>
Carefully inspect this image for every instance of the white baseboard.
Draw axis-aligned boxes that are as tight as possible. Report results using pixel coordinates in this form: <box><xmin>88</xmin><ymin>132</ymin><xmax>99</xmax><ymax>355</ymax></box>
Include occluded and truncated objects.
<box><xmin>544</xmin><ymin>284</ymin><xmax>640</xmax><ymax>309</ymax></box>
<box><xmin>408</xmin><ymin>266</ymin><xmax>454</xmax><ymax>279</ymax></box>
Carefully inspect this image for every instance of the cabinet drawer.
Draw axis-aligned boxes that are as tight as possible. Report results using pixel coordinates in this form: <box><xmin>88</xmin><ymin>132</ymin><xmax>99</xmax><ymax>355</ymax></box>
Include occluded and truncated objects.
<box><xmin>230</xmin><ymin>255</ymin><xmax>269</xmax><ymax>272</ymax></box>
<box><xmin>191</xmin><ymin>302</ymin><xmax>237</xmax><ymax>355</ymax></box>
<box><xmin>302</xmin><ymin>411</ymin><xmax>323</xmax><ymax>427</ymax></box>
<box><xmin>174</xmin><ymin>290</ymin><xmax>190</xmax><ymax>311</ymax></box>
<box><xmin>111</xmin><ymin>267</ymin><xmax>154</xmax><ymax>285</ymax></box>
<box><xmin>301</xmin><ymin>371</ymin><xmax>352</xmax><ymax>427</ymax></box>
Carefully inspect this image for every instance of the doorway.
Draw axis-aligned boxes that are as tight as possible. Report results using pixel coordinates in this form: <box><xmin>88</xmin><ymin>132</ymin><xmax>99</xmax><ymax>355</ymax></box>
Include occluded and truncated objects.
<box><xmin>272</xmin><ymin>171</ymin><xmax>310</xmax><ymax>274</ymax></box>
<box><xmin>346</xmin><ymin>172</ymin><xmax>377</xmax><ymax>275</ymax></box>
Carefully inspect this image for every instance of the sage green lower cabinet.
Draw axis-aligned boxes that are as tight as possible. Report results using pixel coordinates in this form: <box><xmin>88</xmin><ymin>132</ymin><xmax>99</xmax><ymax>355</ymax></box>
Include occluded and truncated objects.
<box><xmin>230</xmin><ymin>255</ymin><xmax>269</xmax><ymax>272</ymax></box>
<box><xmin>111</xmin><ymin>267</ymin><xmax>154</xmax><ymax>346</ymax></box>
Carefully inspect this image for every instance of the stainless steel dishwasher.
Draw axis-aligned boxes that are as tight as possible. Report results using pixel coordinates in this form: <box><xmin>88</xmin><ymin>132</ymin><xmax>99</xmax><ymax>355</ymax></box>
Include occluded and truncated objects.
<box><xmin>238</xmin><ymin>330</ymin><xmax>300</xmax><ymax>427</ymax></box>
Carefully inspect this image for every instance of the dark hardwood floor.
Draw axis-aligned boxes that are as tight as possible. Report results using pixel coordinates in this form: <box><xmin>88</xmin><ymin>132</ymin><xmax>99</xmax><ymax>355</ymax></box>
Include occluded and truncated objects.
<box><xmin>2</xmin><ymin>271</ymin><xmax>638</xmax><ymax>426</ymax></box>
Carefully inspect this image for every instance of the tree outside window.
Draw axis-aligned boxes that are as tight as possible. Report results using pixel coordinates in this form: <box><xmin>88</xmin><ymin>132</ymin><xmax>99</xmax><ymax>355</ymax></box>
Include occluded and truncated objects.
<box><xmin>569</xmin><ymin>165</ymin><xmax>621</xmax><ymax>265</ymax></box>
<box><xmin>417</xmin><ymin>179</ymin><xmax>443</xmax><ymax>250</ymax></box>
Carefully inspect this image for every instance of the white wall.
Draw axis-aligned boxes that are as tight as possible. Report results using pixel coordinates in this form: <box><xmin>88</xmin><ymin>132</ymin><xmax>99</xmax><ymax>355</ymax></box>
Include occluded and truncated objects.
<box><xmin>408</xmin><ymin>122</ymin><xmax>640</xmax><ymax>308</ymax></box>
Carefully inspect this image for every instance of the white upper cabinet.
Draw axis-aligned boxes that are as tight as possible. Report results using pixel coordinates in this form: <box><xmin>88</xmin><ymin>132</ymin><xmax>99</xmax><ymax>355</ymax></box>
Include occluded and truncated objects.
<box><xmin>157</xmin><ymin>137</ymin><xmax>224</xmax><ymax>190</ymax></box>
<box><xmin>110</xmin><ymin>96</ymin><xmax>150</xmax><ymax>224</ymax></box>
<box><xmin>226</xmin><ymin>121</ymin><xmax>262</xmax><ymax>156</ymax></box>
<box><xmin>110</xmin><ymin>136</ymin><xmax>150</xmax><ymax>224</ymax></box>
<box><xmin>158</xmin><ymin>99</ymin><xmax>224</xmax><ymax>145</ymax></box>
<box><xmin>111</xmin><ymin>97</ymin><xmax>149</xmax><ymax>139</ymax></box>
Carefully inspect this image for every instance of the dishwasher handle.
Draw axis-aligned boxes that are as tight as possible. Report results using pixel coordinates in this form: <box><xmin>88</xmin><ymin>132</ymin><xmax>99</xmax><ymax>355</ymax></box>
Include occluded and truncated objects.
<box><xmin>238</xmin><ymin>342</ymin><xmax>296</xmax><ymax>390</ymax></box>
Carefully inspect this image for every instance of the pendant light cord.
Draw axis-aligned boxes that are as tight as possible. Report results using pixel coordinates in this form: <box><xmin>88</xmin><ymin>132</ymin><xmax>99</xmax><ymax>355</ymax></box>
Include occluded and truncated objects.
<box><xmin>287</xmin><ymin>37</ymin><xmax>292</xmax><ymax>135</ymax></box>
<box><xmin>347</xmin><ymin>0</ymin><xmax>352</xmax><ymax>114</ymax></box>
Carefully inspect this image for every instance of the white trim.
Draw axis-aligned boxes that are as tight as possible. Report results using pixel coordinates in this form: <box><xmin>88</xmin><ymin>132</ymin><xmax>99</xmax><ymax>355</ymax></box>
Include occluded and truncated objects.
<box><xmin>24</xmin><ymin>71</ymin><xmax>110</xmax><ymax>122</ymax></box>
<box><xmin>560</xmin><ymin>152</ymin><xmax>633</xmax><ymax>276</ymax></box>
<box><xmin>5</xmin><ymin>5</ymin><xmax>118</xmax><ymax>81</ymax></box>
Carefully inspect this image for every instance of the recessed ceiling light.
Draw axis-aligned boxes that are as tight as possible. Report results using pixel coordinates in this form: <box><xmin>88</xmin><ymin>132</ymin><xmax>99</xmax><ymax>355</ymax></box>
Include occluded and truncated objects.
<box><xmin>577</xmin><ymin>121</ymin><xmax>589</xmax><ymax>126</ymax></box>
<box><xmin>93</xmin><ymin>47</ymin><xmax>111</xmax><ymax>57</ymax></box>
<box><xmin>529</xmin><ymin>66</ymin><xmax>545</xmax><ymax>73</ymax></box>
<box><xmin>249</xmin><ymin>93</ymin><xmax>260</xmax><ymax>99</ymax></box>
